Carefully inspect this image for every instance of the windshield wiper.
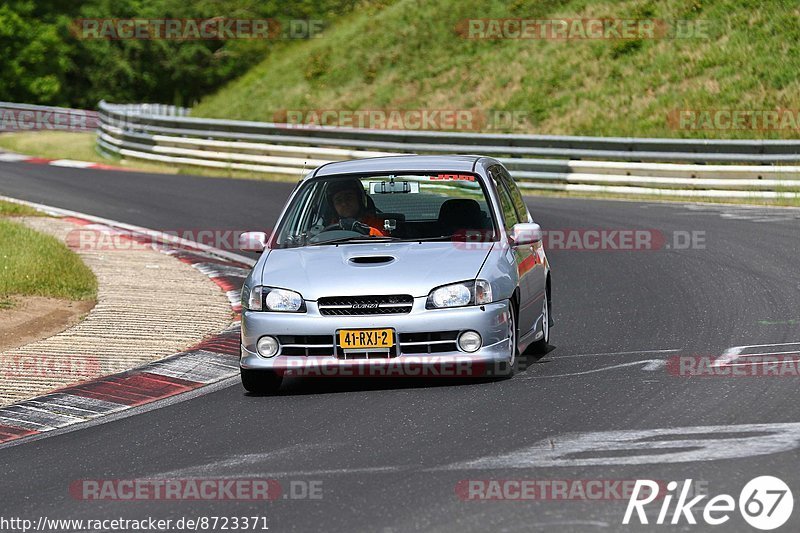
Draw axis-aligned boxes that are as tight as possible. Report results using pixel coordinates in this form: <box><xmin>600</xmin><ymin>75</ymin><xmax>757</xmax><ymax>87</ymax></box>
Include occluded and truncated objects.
<box><xmin>413</xmin><ymin>234</ymin><xmax>496</xmax><ymax>243</ymax></box>
<box><xmin>308</xmin><ymin>235</ymin><xmax>401</xmax><ymax>246</ymax></box>
<box><xmin>412</xmin><ymin>235</ymin><xmax>456</xmax><ymax>242</ymax></box>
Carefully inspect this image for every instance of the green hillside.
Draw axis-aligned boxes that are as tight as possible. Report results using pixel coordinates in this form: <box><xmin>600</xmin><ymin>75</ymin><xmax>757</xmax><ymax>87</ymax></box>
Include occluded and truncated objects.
<box><xmin>193</xmin><ymin>0</ymin><xmax>800</xmax><ymax>138</ymax></box>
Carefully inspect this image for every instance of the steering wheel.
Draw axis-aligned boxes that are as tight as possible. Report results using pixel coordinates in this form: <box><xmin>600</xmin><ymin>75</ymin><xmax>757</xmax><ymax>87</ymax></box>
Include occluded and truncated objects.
<box><xmin>321</xmin><ymin>222</ymin><xmax>345</xmax><ymax>232</ymax></box>
<box><xmin>321</xmin><ymin>219</ymin><xmax>372</xmax><ymax>235</ymax></box>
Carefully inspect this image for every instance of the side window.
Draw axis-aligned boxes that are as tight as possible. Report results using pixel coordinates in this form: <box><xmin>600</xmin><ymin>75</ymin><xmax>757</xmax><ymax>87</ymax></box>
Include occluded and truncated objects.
<box><xmin>490</xmin><ymin>167</ymin><xmax>520</xmax><ymax>227</ymax></box>
<box><xmin>498</xmin><ymin>167</ymin><xmax>530</xmax><ymax>222</ymax></box>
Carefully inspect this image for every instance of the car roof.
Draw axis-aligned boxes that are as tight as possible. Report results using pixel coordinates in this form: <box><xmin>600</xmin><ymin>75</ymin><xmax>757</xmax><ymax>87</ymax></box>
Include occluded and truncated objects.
<box><xmin>308</xmin><ymin>155</ymin><xmax>492</xmax><ymax>179</ymax></box>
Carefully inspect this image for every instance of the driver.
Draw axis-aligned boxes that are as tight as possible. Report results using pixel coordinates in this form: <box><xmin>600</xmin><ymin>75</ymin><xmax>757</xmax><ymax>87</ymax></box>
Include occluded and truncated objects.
<box><xmin>326</xmin><ymin>179</ymin><xmax>386</xmax><ymax>236</ymax></box>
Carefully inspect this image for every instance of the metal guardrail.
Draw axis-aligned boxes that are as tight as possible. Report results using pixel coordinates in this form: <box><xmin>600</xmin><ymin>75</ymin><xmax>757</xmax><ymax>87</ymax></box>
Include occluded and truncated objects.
<box><xmin>6</xmin><ymin>100</ymin><xmax>800</xmax><ymax>199</ymax></box>
<box><xmin>0</xmin><ymin>102</ymin><xmax>100</xmax><ymax>132</ymax></box>
<box><xmin>96</xmin><ymin>101</ymin><xmax>800</xmax><ymax>199</ymax></box>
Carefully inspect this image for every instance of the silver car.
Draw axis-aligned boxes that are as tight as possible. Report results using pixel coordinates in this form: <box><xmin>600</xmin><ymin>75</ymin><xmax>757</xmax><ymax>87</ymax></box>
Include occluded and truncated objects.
<box><xmin>238</xmin><ymin>155</ymin><xmax>552</xmax><ymax>393</ymax></box>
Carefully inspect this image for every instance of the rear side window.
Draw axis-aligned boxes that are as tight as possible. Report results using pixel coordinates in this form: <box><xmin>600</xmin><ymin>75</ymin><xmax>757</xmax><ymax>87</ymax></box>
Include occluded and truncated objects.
<box><xmin>490</xmin><ymin>167</ymin><xmax>520</xmax><ymax>227</ymax></box>
<box><xmin>498</xmin><ymin>167</ymin><xmax>529</xmax><ymax>223</ymax></box>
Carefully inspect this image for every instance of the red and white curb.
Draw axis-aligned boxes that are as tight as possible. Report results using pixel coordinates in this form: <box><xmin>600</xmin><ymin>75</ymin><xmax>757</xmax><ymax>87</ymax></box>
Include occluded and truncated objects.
<box><xmin>0</xmin><ymin>151</ymin><xmax>129</xmax><ymax>171</ymax></box>
<box><xmin>0</xmin><ymin>197</ymin><xmax>255</xmax><ymax>447</ymax></box>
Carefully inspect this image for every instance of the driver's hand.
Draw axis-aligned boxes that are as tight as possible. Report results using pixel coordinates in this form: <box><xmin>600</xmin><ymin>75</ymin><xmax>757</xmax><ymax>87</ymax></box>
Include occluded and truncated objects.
<box><xmin>352</xmin><ymin>221</ymin><xmax>372</xmax><ymax>235</ymax></box>
<box><xmin>340</xmin><ymin>218</ymin><xmax>371</xmax><ymax>235</ymax></box>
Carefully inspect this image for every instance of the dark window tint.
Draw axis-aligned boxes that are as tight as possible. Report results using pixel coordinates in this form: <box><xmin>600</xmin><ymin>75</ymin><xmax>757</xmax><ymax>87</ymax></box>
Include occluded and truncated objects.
<box><xmin>490</xmin><ymin>166</ymin><xmax>520</xmax><ymax>226</ymax></box>
<box><xmin>498</xmin><ymin>167</ymin><xmax>529</xmax><ymax>222</ymax></box>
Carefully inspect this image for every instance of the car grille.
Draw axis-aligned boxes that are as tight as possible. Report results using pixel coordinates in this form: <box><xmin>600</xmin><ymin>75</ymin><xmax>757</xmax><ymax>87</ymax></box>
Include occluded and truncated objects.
<box><xmin>318</xmin><ymin>295</ymin><xmax>413</xmax><ymax>316</ymax></box>
<box><xmin>335</xmin><ymin>348</ymin><xmax>399</xmax><ymax>360</ymax></box>
<box><xmin>277</xmin><ymin>335</ymin><xmax>334</xmax><ymax>356</ymax></box>
<box><xmin>398</xmin><ymin>331</ymin><xmax>459</xmax><ymax>354</ymax></box>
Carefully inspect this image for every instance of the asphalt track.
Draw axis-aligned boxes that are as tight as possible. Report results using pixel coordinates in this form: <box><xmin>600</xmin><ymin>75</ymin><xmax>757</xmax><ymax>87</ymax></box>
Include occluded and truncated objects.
<box><xmin>1</xmin><ymin>161</ymin><xmax>800</xmax><ymax>532</ymax></box>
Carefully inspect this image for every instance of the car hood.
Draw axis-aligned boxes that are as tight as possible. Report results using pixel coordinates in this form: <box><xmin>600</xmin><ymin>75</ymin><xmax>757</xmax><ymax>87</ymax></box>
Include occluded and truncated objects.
<box><xmin>261</xmin><ymin>242</ymin><xmax>494</xmax><ymax>300</ymax></box>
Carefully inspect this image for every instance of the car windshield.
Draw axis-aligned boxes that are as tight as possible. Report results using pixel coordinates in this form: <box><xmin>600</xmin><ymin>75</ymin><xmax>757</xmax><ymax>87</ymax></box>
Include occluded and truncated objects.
<box><xmin>274</xmin><ymin>173</ymin><xmax>497</xmax><ymax>248</ymax></box>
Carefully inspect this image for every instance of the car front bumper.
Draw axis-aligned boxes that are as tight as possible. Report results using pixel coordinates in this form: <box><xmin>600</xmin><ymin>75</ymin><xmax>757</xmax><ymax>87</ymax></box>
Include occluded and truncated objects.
<box><xmin>240</xmin><ymin>299</ymin><xmax>512</xmax><ymax>377</ymax></box>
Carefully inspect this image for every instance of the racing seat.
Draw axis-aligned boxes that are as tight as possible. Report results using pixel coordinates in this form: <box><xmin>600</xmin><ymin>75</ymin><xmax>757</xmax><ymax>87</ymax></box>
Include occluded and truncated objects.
<box><xmin>437</xmin><ymin>199</ymin><xmax>488</xmax><ymax>237</ymax></box>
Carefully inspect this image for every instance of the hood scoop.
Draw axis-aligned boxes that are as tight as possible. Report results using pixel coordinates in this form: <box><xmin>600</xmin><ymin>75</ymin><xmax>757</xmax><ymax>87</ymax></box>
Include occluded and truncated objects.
<box><xmin>349</xmin><ymin>255</ymin><xmax>395</xmax><ymax>265</ymax></box>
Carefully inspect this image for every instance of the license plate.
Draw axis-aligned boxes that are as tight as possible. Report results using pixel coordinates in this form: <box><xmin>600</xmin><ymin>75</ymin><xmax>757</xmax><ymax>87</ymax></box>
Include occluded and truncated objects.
<box><xmin>338</xmin><ymin>329</ymin><xmax>394</xmax><ymax>349</ymax></box>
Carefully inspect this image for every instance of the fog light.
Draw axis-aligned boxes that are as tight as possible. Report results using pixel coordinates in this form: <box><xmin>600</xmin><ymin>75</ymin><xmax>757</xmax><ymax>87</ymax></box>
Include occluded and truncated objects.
<box><xmin>458</xmin><ymin>331</ymin><xmax>482</xmax><ymax>353</ymax></box>
<box><xmin>257</xmin><ymin>336</ymin><xmax>279</xmax><ymax>357</ymax></box>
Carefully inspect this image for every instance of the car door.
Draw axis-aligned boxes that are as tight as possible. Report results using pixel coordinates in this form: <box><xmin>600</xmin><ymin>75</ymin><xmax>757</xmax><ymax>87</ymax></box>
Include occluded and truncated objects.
<box><xmin>489</xmin><ymin>166</ymin><xmax>537</xmax><ymax>339</ymax></box>
<box><xmin>496</xmin><ymin>166</ymin><xmax>547</xmax><ymax>338</ymax></box>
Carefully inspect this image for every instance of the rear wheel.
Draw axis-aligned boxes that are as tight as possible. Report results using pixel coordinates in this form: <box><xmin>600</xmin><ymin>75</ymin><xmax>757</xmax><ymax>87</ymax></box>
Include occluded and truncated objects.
<box><xmin>241</xmin><ymin>368</ymin><xmax>283</xmax><ymax>395</ymax></box>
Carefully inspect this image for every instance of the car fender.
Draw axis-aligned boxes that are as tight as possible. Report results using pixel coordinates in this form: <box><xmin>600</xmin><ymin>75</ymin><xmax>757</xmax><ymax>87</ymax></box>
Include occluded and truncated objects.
<box><xmin>477</xmin><ymin>244</ymin><xmax>518</xmax><ymax>302</ymax></box>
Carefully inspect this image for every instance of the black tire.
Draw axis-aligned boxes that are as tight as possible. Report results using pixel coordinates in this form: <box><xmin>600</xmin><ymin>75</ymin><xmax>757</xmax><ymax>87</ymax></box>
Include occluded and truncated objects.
<box><xmin>494</xmin><ymin>300</ymin><xmax>518</xmax><ymax>379</ymax></box>
<box><xmin>241</xmin><ymin>368</ymin><xmax>283</xmax><ymax>395</ymax></box>
<box><xmin>530</xmin><ymin>295</ymin><xmax>551</xmax><ymax>354</ymax></box>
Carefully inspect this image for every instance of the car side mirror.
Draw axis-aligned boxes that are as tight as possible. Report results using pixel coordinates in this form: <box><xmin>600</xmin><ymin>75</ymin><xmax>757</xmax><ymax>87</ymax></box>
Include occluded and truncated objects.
<box><xmin>239</xmin><ymin>231</ymin><xmax>268</xmax><ymax>252</ymax></box>
<box><xmin>509</xmin><ymin>223</ymin><xmax>542</xmax><ymax>246</ymax></box>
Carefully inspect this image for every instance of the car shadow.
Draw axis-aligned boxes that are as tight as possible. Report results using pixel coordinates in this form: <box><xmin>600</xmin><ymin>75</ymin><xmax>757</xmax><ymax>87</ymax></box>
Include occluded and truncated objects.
<box><xmin>516</xmin><ymin>343</ymin><xmax>557</xmax><ymax>372</ymax></box>
<box><xmin>270</xmin><ymin>376</ymin><xmax>503</xmax><ymax>396</ymax></box>
<box><xmin>242</xmin><ymin>344</ymin><xmax>558</xmax><ymax>397</ymax></box>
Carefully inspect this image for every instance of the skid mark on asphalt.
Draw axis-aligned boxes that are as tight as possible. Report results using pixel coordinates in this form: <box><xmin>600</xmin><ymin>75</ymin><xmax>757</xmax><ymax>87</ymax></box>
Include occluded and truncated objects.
<box><xmin>524</xmin><ymin>342</ymin><xmax>800</xmax><ymax>378</ymax></box>
<box><xmin>521</xmin><ymin>359</ymin><xmax>665</xmax><ymax>379</ymax></box>
<box><xmin>551</xmin><ymin>349</ymin><xmax>680</xmax><ymax>360</ymax></box>
<box><xmin>527</xmin><ymin>521</ymin><xmax>609</xmax><ymax>529</ymax></box>
<box><xmin>151</xmin><ymin>445</ymin><xmax>352</xmax><ymax>478</ymax></box>
<box><xmin>521</xmin><ymin>348</ymin><xmax>678</xmax><ymax>379</ymax></box>
<box><xmin>154</xmin><ymin>466</ymin><xmax>404</xmax><ymax>479</ymax></box>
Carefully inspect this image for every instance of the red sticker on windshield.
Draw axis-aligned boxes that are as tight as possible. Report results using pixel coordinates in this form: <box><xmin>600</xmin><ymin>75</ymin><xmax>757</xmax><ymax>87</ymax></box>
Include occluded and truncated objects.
<box><xmin>431</xmin><ymin>174</ymin><xmax>475</xmax><ymax>181</ymax></box>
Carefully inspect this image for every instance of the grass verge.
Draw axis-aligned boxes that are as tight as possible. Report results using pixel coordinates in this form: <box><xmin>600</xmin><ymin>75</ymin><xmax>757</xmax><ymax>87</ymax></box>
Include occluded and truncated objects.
<box><xmin>193</xmin><ymin>0</ymin><xmax>800</xmax><ymax>140</ymax></box>
<box><xmin>0</xmin><ymin>131</ymin><xmax>179</xmax><ymax>174</ymax></box>
<box><xmin>0</xmin><ymin>218</ymin><xmax>97</xmax><ymax>302</ymax></box>
<box><xmin>0</xmin><ymin>131</ymin><xmax>302</xmax><ymax>182</ymax></box>
<box><xmin>0</xmin><ymin>199</ymin><xmax>43</xmax><ymax>216</ymax></box>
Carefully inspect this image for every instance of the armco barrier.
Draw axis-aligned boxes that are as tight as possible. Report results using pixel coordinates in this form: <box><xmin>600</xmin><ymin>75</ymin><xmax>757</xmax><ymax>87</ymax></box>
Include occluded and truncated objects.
<box><xmin>95</xmin><ymin>101</ymin><xmax>800</xmax><ymax>198</ymax></box>
<box><xmin>0</xmin><ymin>102</ymin><xmax>100</xmax><ymax>132</ymax></box>
<box><xmin>6</xmin><ymin>101</ymin><xmax>800</xmax><ymax>198</ymax></box>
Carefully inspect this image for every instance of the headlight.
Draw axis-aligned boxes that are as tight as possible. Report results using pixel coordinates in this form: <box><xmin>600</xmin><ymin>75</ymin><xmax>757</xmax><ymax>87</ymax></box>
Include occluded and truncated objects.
<box><xmin>242</xmin><ymin>285</ymin><xmax>305</xmax><ymax>312</ymax></box>
<box><xmin>426</xmin><ymin>280</ymin><xmax>493</xmax><ymax>309</ymax></box>
<box><xmin>265</xmin><ymin>288</ymin><xmax>304</xmax><ymax>312</ymax></box>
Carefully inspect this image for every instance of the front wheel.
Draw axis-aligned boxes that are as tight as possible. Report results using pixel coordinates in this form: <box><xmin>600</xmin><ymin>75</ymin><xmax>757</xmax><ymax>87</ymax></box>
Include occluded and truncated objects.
<box><xmin>241</xmin><ymin>368</ymin><xmax>283</xmax><ymax>395</ymax></box>
<box><xmin>529</xmin><ymin>296</ymin><xmax>550</xmax><ymax>354</ymax></box>
<box><xmin>494</xmin><ymin>301</ymin><xmax>518</xmax><ymax>378</ymax></box>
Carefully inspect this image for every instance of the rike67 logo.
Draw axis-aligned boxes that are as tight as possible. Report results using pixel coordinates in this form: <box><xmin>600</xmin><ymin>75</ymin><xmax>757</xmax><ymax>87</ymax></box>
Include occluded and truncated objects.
<box><xmin>623</xmin><ymin>476</ymin><xmax>794</xmax><ymax>530</ymax></box>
